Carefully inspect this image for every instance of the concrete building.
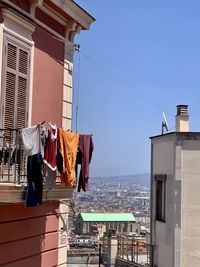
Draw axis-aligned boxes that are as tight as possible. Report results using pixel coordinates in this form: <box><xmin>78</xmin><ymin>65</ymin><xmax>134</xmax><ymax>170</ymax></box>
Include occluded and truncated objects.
<box><xmin>150</xmin><ymin>105</ymin><xmax>200</xmax><ymax>267</ymax></box>
<box><xmin>75</xmin><ymin>212</ymin><xmax>136</xmax><ymax>235</ymax></box>
<box><xmin>134</xmin><ymin>214</ymin><xmax>150</xmax><ymax>224</ymax></box>
<box><xmin>0</xmin><ymin>1</ymin><xmax>94</xmax><ymax>267</ymax></box>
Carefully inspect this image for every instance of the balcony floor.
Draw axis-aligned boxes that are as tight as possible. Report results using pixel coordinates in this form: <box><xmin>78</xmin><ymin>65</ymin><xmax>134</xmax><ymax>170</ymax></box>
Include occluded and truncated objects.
<box><xmin>0</xmin><ymin>183</ymin><xmax>73</xmax><ymax>203</ymax></box>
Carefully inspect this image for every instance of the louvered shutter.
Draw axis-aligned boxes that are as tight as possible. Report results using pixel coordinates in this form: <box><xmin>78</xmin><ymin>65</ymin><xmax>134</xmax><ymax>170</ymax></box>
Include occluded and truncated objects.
<box><xmin>2</xmin><ymin>36</ymin><xmax>30</xmax><ymax>129</ymax></box>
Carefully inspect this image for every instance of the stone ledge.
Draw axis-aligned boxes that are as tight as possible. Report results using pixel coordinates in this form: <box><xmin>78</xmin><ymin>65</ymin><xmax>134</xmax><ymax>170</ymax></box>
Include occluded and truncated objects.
<box><xmin>0</xmin><ymin>184</ymin><xmax>73</xmax><ymax>203</ymax></box>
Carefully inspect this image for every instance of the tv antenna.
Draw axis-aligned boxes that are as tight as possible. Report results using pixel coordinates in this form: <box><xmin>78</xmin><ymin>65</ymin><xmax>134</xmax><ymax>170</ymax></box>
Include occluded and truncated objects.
<box><xmin>162</xmin><ymin>112</ymin><xmax>169</xmax><ymax>135</ymax></box>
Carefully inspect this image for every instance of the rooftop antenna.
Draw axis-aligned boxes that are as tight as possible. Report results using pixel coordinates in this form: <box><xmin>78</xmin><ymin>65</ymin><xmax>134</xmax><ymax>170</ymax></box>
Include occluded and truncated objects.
<box><xmin>162</xmin><ymin>112</ymin><xmax>169</xmax><ymax>135</ymax></box>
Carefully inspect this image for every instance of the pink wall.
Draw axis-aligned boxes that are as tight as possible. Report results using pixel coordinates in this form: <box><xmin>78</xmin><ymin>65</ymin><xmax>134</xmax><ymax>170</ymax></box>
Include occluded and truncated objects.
<box><xmin>0</xmin><ymin>3</ymin><xmax>70</xmax><ymax>267</ymax></box>
<box><xmin>31</xmin><ymin>26</ymin><xmax>64</xmax><ymax>127</ymax></box>
<box><xmin>0</xmin><ymin>201</ymin><xmax>59</xmax><ymax>267</ymax></box>
<box><xmin>8</xmin><ymin>0</ymin><xmax>30</xmax><ymax>12</ymax></box>
<box><xmin>35</xmin><ymin>8</ymin><xmax>65</xmax><ymax>37</ymax></box>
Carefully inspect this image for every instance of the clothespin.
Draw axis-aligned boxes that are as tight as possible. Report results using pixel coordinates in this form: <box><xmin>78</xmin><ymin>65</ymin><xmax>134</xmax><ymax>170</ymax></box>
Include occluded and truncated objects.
<box><xmin>40</xmin><ymin>120</ymin><xmax>46</xmax><ymax>125</ymax></box>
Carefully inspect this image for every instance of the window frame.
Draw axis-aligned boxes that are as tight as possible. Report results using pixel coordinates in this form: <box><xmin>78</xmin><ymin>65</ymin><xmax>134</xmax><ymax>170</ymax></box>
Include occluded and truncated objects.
<box><xmin>155</xmin><ymin>174</ymin><xmax>166</xmax><ymax>222</ymax></box>
<box><xmin>0</xmin><ymin>8</ymin><xmax>35</xmax><ymax>129</ymax></box>
<box><xmin>1</xmin><ymin>33</ymin><xmax>31</xmax><ymax>129</ymax></box>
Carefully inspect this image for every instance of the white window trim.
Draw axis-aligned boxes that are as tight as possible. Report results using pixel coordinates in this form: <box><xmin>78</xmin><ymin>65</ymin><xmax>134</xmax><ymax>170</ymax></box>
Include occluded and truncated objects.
<box><xmin>0</xmin><ymin>8</ymin><xmax>35</xmax><ymax>127</ymax></box>
<box><xmin>1</xmin><ymin>34</ymin><xmax>31</xmax><ymax>128</ymax></box>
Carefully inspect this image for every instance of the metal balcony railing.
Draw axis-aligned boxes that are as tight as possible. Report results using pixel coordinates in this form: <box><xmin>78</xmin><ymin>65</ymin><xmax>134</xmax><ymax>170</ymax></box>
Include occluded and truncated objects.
<box><xmin>117</xmin><ymin>236</ymin><xmax>152</xmax><ymax>266</ymax></box>
<box><xmin>0</xmin><ymin>128</ymin><xmax>26</xmax><ymax>184</ymax></box>
<box><xmin>0</xmin><ymin>128</ymin><xmax>62</xmax><ymax>186</ymax></box>
<box><xmin>69</xmin><ymin>236</ymin><xmax>153</xmax><ymax>267</ymax></box>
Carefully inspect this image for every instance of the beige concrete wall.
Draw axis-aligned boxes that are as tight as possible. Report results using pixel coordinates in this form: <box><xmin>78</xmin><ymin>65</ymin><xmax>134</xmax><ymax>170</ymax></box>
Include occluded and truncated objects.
<box><xmin>152</xmin><ymin>135</ymin><xmax>200</xmax><ymax>267</ymax></box>
<box><xmin>152</xmin><ymin>140</ymin><xmax>175</xmax><ymax>267</ymax></box>
<box><xmin>181</xmin><ymin>141</ymin><xmax>200</xmax><ymax>267</ymax></box>
<box><xmin>152</xmin><ymin>140</ymin><xmax>174</xmax><ymax>174</ymax></box>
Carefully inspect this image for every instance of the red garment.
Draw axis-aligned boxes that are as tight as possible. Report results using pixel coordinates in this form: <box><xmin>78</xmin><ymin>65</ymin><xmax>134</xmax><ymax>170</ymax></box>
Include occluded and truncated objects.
<box><xmin>44</xmin><ymin>124</ymin><xmax>57</xmax><ymax>171</ymax></box>
<box><xmin>77</xmin><ymin>135</ymin><xmax>94</xmax><ymax>192</ymax></box>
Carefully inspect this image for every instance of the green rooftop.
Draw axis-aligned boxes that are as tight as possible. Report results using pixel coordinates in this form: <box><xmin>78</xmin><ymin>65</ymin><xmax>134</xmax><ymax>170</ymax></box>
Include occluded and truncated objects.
<box><xmin>80</xmin><ymin>213</ymin><xmax>135</xmax><ymax>222</ymax></box>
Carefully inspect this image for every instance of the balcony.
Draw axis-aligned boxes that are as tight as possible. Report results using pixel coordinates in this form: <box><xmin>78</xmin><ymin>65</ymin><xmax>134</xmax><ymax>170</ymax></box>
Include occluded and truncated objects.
<box><xmin>67</xmin><ymin>236</ymin><xmax>152</xmax><ymax>266</ymax></box>
<box><xmin>100</xmin><ymin>236</ymin><xmax>152</xmax><ymax>267</ymax></box>
<box><xmin>116</xmin><ymin>236</ymin><xmax>152</xmax><ymax>266</ymax></box>
<box><xmin>0</xmin><ymin>128</ymin><xmax>73</xmax><ymax>203</ymax></box>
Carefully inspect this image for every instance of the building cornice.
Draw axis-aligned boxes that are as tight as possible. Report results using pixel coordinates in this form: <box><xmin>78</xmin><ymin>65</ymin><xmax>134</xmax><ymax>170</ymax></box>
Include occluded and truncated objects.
<box><xmin>0</xmin><ymin>0</ymin><xmax>79</xmax><ymax>43</ymax></box>
<box><xmin>1</xmin><ymin>8</ymin><xmax>36</xmax><ymax>35</ymax></box>
<box><xmin>46</xmin><ymin>0</ymin><xmax>95</xmax><ymax>30</ymax></box>
<box><xmin>150</xmin><ymin>131</ymin><xmax>200</xmax><ymax>146</ymax></box>
<box><xmin>65</xmin><ymin>20</ymin><xmax>81</xmax><ymax>42</ymax></box>
<box><xmin>29</xmin><ymin>0</ymin><xmax>44</xmax><ymax>16</ymax></box>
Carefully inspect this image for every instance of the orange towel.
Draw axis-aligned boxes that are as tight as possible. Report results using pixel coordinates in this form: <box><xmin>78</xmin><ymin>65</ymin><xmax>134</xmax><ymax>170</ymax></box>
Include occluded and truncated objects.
<box><xmin>58</xmin><ymin>129</ymin><xmax>79</xmax><ymax>187</ymax></box>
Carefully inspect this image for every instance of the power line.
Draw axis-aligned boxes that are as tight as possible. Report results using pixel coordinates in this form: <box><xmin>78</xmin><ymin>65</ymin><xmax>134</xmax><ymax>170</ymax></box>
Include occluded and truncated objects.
<box><xmin>76</xmin><ymin>51</ymin><xmax>81</xmax><ymax>133</ymax></box>
<box><xmin>45</xmin><ymin>30</ymin><xmax>200</xmax><ymax>105</ymax></box>
<box><xmin>72</xmin><ymin>46</ymin><xmax>81</xmax><ymax>133</ymax></box>
<box><xmin>81</xmin><ymin>46</ymin><xmax>200</xmax><ymax>105</ymax></box>
<box><xmin>80</xmin><ymin>50</ymin><xmax>174</xmax><ymax>117</ymax></box>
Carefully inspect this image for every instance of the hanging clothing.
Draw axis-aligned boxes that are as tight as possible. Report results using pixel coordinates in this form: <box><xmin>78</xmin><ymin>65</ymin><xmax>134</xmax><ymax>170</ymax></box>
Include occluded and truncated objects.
<box><xmin>11</xmin><ymin>148</ymin><xmax>20</xmax><ymax>165</ymax></box>
<box><xmin>77</xmin><ymin>135</ymin><xmax>94</xmax><ymax>192</ymax></box>
<box><xmin>0</xmin><ymin>149</ymin><xmax>3</xmax><ymax>164</ymax></box>
<box><xmin>43</xmin><ymin>124</ymin><xmax>57</xmax><ymax>189</ymax></box>
<box><xmin>44</xmin><ymin>165</ymin><xmax>57</xmax><ymax>190</ymax></box>
<box><xmin>25</xmin><ymin>153</ymin><xmax>43</xmax><ymax>207</ymax></box>
<box><xmin>58</xmin><ymin>129</ymin><xmax>79</xmax><ymax>188</ymax></box>
<box><xmin>43</xmin><ymin>123</ymin><xmax>57</xmax><ymax>171</ymax></box>
<box><xmin>56</xmin><ymin>148</ymin><xmax>63</xmax><ymax>173</ymax></box>
<box><xmin>22</xmin><ymin>125</ymin><xmax>41</xmax><ymax>156</ymax></box>
<box><xmin>3</xmin><ymin>147</ymin><xmax>12</xmax><ymax>165</ymax></box>
<box><xmin>40</xmin><ymin>128</ymin><xmax>47</xmax><ymax>159</ymax></box>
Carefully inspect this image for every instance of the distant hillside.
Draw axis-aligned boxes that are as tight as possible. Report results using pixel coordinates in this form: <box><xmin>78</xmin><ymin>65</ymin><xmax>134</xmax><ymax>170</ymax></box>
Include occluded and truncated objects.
<box><xmin>92</xmin><ymin>173</ymin><xmax>150</xmax><ymax>185</ymax></box>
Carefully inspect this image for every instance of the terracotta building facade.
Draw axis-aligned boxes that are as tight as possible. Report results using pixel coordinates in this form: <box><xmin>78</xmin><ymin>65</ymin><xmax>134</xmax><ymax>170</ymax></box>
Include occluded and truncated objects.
<box><xmin>0</xmin><ymin>1</ymin><xmax>94</xmax><ymax>266</ymax></box>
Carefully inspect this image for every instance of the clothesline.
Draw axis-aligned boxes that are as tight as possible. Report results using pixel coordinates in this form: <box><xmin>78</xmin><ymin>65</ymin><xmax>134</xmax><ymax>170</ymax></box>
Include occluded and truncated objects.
<box><xmin>21</xmin><ymin>122</ymin><xmax>94</xmax><ymax>208</ymax></box>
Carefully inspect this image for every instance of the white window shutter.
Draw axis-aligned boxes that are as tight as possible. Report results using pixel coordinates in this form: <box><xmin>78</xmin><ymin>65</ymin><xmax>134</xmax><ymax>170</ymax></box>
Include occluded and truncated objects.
<box><xmin>2</xmin><ymin>36</ymin><xmax>30</xmax><ymax>129</ymax></box>
<box><xmin>17</xmin><ymin>76</ymin><xmax>27</xmax><ymax>128</ymax></box>
<box><xmin>4</xmin><ymin>71</ymin><xmax>15</xmax><ymax>129</ymax></box>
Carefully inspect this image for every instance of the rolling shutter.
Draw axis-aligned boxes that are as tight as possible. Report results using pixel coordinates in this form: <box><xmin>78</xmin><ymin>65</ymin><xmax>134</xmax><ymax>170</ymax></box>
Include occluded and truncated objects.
<box><xmin>2</xmin><ymin>37</ymin><xmax>30</xmax><ymax>129</ymax></box>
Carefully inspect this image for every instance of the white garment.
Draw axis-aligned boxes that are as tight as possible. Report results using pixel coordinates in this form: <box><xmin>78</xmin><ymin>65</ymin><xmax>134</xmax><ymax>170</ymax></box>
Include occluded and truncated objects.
<box><xmin>22</xmin><ymin>125</ymin><xmax>41</xmax><ymax>156</ymax></box>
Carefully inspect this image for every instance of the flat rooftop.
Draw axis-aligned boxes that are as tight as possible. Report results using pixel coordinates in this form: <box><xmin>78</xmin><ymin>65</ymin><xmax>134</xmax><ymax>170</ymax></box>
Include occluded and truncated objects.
<box><xmin>80</xmin><ymin>213</ymin><xmax>136</xmax><ymax>222</ymax></box>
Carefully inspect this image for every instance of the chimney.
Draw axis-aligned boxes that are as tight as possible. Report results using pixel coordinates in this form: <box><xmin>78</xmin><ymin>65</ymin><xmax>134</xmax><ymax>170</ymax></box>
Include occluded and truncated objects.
<box><xmin>176</xmin><ymin>105</ymin><xmax>189</xmax><ymax>132</ymax></box>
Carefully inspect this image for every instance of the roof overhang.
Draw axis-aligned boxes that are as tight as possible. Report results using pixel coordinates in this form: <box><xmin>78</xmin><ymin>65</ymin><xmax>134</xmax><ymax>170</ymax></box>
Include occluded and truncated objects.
<box><xmin>150</xmin><ymin>132</ymin><xmax>200</xmax><ymax>145</ymax></box>
<box><xmin>44</xmin><ymin>0</ymin><xmax>95</xmax><ymax>30</ymax></box>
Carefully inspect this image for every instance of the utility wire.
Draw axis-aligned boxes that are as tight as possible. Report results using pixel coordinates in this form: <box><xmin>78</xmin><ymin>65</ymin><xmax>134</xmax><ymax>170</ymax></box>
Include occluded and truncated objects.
<box><xmin>75</xmin><ymin>50</ymin><xmax>81</xmax><ymax>132</ymax></box>
<box><xmin>81</xmin><ymin>46</ymin><xmax>200</xmax><ymax>105</ymax></box>
<box><xmin>72</xmin><ymin>45</ymin><xmax>81</xmax><ymax>133</ymax></box>
<box><xmin>48</xmin><ymin>31</ymin><xmax>200</xmax><ymax>104</ymax></box>
<box><xmin>80</xmin><ymin>50</ymin><xmax>174</xmax><ymax>117</ymax></box>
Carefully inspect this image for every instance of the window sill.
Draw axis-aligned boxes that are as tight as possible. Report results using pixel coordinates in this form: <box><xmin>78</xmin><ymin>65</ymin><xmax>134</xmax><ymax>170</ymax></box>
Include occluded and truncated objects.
<box><xmin>155</xmin><ymin>219</ymin><xmax>166</xmax><ymax>223</ymax></box>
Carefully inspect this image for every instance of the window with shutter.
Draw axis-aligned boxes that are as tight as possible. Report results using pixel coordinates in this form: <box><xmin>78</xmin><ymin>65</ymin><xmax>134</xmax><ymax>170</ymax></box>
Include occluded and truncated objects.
<box><xmin>1</xmin><ymin>35</ymin><xmax>30</xmax><ymax>129</ymax></box>
<box><xmin>155</xmin><ymin>174</ymin><xmax>166</xmax><ymax>222</ymax></box>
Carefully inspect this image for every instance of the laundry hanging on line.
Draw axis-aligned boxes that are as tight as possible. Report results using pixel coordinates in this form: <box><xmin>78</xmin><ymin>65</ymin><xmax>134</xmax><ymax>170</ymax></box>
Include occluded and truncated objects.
<box><xmin>58</xmin><ymin>128</ymin><xmax>79</xmax><ymax>188</ymax></box>
<box><xmin>43</xmin><ymin>123</ymin><xmax>57</xmax><ymax>190</ymax></box>
<box><xmin>21</xmin><ymin>122</ymin><xmax>94</xmax><ymax>207</ymax></box>
<box><xmin>76</xmin><ymin>134</ymin><xmax>94</xmax><ymax>192</ymax></box>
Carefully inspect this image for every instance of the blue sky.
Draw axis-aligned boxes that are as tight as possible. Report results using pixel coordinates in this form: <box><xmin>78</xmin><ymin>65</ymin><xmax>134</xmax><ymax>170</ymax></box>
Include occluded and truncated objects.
<box><xmin>73</xmin><ymin>1</ymin><xmax>200</xmax><ymax>177</ymax></box>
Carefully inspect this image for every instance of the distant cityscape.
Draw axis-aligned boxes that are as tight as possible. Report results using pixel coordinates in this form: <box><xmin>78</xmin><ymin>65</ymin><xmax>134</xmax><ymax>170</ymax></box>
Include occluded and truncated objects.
<box><xmin>73</xmin><ymin>173</ymin><xmax>150</xmax><ymax>215</ymax></box>
<box><xmin>68</xmin><ymin>174</ymin><xmax>150</xmax><ymax>235</ymax></box>
<box><xmin>67</xmin><ymin>174</ymin><xmax>151</xmax><ymax>266</ymax></box>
